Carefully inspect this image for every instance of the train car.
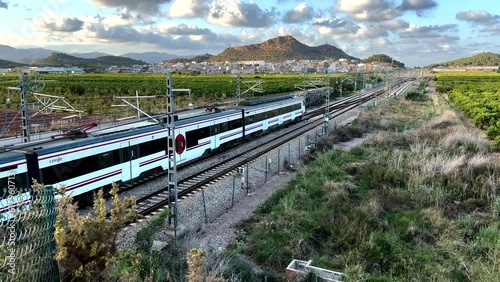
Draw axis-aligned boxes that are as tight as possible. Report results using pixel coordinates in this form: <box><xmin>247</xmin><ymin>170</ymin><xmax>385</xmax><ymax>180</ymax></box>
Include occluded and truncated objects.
<box><xmin>242</xmin><ymin>95</ymin><xmax>304</xmax><ymax>137</ymax></box>
<box><xmin>0</xmin><ymin>95</ymin><xmax>305</xmax><ymax>218</ymax></box>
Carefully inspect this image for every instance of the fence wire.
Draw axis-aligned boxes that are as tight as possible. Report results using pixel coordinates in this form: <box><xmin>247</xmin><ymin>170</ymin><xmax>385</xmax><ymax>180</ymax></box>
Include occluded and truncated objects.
<box><xmin>1</xmin><ymin>185</ymin><xmax>59</xmax><ymax>282</ymax></box>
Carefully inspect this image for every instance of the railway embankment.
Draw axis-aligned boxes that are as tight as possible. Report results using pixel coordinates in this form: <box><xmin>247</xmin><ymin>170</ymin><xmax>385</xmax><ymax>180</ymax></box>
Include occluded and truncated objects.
<box><xmin>116</xmin><ymin>80</ymin><xmax>498</xmax><ymax>281</ymax></box>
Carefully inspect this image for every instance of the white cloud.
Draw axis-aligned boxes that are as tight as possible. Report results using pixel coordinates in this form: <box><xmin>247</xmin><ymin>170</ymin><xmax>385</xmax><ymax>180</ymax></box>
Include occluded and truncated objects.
<box><xmin>90</xmin><ymin>0</ymin><xmax>171</xmax><ymax>15</ymax></box>
<box><xmin>169</xmin><ymin>0</ymin><xmax>208</xmax><ymax>18</ymax></box>
<box><xmin>208</xmin><ymin>0</ymin><xmax>275</xmax><ymax>27</ymax></box>
<box><xmin>33</xmin><ymin>12</ymin><xmax>84</xmax><ymax>32</ymax></box>
<box><xmin>282</xmin><ymin>3</ymin><xmax>314</xmax><ymax>24</ymax></box>
<box><xmin>335</xmin><ymin>0</ymin><xmax>401</xmax><ymax>22</ymax></box>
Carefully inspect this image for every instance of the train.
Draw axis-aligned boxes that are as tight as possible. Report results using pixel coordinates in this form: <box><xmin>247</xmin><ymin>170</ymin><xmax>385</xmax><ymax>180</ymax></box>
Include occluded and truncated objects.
<box><xmin>0</xmin><ymin>95</ymin><xmax>305</xmax><ymax>219</ymax></box>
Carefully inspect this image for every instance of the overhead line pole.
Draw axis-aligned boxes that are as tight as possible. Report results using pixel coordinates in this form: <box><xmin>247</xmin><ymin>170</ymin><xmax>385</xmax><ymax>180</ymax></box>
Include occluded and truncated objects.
<box><xmin>166</xmin><ymin>72</ymin><xmax>178</xmax><ymax>239</ymax></box>
<box><xmin>20</xmin><ymin>73</ymin><xmax>30</xmax><ymax>143</ymax></box>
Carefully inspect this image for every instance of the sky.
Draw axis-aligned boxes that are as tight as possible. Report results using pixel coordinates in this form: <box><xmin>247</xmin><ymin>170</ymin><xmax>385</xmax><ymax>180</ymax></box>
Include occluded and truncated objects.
<box><xmin>0</xmin><ymin>0</ymin><xmax>499</xmax><ymax>67</ymax></box>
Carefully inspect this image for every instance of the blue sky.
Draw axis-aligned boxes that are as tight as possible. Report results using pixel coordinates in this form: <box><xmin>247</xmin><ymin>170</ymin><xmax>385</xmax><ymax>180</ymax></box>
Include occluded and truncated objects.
<box><xmin>0</xmin><ymin>0</ymin><xmax>499</xmax><ymax>66</ymax></box>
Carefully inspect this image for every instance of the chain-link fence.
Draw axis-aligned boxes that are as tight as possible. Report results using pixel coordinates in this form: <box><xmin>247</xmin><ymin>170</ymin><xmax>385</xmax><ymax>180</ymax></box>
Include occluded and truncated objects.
<box><xmin>176</xmin><ymin>110</ymin><xmax>361</xmax><ymax>233</ymax></box>
<box><xmin>1</xmin><ymin>184</ymin><xmax>59</xmax><ymax>282</ymax></box>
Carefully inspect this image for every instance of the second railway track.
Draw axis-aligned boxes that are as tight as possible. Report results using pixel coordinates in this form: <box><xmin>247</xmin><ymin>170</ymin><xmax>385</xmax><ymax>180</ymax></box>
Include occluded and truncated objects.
<box><xmin>134</xmin><ymin>81</ymin><xmax>414</xmax><ymax>218</ymax></box>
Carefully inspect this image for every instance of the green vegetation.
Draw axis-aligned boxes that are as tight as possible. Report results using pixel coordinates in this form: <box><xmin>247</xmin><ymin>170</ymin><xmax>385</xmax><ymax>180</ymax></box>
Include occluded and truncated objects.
<box><xmin>363</xmin><ymin>54</ymin><xmax>405</xmax><ymax>68</ymax></box>
<box><xmin>15</xmin><ymin>78</ymin><xmax>499</xmax><ymax>281</ymax></box>
<box><xmin>435</xmin><ymin>73</ymin><xmax>500</xmax><ymax>146</ymax></box>
<box><xmin>0</xmin><ymin>59</ymin><xmax>24</xmax><ymax>68</ymax></box>
<box><xmin>0</xmin><ymin>73</ymin><xmax>345</xmax><ymax>117</ymax></box>
<box><xmin>54</xmin><ymin>183</ymin><xmax>137</xmax><ymax>281</ymax></box>
<box><xmin>235</xmin><ymin>91</ymin><xmax>499</xmax><ymax>280</ymax></box>
<box><xmin>35</xmin><ymin>52</ymin><xmax>146</xmax><ymax>70</ymax></box>
<box><xmin>429</xmin><ymin>52</ymin><xmax>500</xmax><ymax>68</ymax></box>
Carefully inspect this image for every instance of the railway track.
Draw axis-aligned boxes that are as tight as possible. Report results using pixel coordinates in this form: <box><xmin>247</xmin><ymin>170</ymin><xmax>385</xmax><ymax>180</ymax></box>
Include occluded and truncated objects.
<box><xmin>134</xmin><ymin>81</ymin><xmax>413</xmax><ymax>217</ymax></box>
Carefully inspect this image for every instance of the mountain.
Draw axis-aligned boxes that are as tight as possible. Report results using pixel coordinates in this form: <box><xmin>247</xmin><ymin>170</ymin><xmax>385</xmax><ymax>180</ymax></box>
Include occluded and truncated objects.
<box><xmin>428</xmin><ymin>52</ymin><xmax>500</xmax><ymax>68</ymax></box>
<box><xmin>164</xmin><ymin>53</ymin><xmax>214</xmax><ymax>64</ymax></box>
<box><xmin>363</xmin><ymin>54</ymin><xmax>405</xmax><ymax>68</ymax></box>
<box><xmin>0</xmin><ymin>44</ymin><xmax>185</xmax><ymax>65</ymax></box>
<box><xmin>209</xmin><ymin>35</ymin><xmax>357</xmax><ymax>62</ymax></box>
<box><xmin>35</xmin><ymin>53</ymin><xmax>147</xmax><ymax>68</ymax></box>
<box><xmin>121</xmin><ymin>52</ymin><xmax>182</xmax><ymax>64</ymax></box>
<box><xmin>0</xmin><ymin>44</ymin><xmax>55</xmax><ymax>64</ymax></box>
<box><xmin>0</xmin><ymin>58</ymin><xmax>25</xmax><ymax>68</ymax></box>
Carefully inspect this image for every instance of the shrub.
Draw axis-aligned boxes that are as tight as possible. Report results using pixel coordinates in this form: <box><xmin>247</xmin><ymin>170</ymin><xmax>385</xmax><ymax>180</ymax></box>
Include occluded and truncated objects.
<box><xmin>54</xmin><ymin>183</ymin><xmax>137</xmax><ymax>282</ymax></box>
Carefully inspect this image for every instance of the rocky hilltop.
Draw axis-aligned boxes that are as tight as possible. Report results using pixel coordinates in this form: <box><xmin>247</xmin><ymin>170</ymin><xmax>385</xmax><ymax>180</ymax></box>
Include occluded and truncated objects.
<box><xmin>209</xmin><ymin>35</ymin><xmax>357</xmax><ymax>62</ymax></box>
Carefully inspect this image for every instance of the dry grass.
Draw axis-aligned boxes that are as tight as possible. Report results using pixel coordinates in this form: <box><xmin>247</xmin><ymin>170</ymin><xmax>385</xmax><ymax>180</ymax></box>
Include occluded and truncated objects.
<box><xmin>441</xmin><ymin>129</ymin><xmax>492</xmax><ymax>154</ymax></box>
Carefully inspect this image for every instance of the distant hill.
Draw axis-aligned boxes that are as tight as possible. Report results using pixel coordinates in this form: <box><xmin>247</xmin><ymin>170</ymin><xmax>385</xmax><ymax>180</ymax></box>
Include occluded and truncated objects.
<box><xmin>35</xmin><ymin>53</ymin><xmax>147</xmax><ymax>68</ymax></box>
<box><xmin>164</xmin><ymin>53</ymin><xmax>214</xmax><ymax>64</ymax></box>
<box><xmin>121</xmin><ymin>52</ymin><xmax>182</xmax><ymax>64</ymax></box>
<box><xmin>0</xmin><ymin>44</ymin><xmax>187</xmax><ymax>65</ymax></box>
<box><xmin>0</xmin><ymin>44</ymin><xmax>55</xmax><ymax>64</ymax></box>
<box><xmin>209</xmin><ymin>35</ymin><xmax>357</xmax><ymax>63</ymax></box>
<box><xmin>0</xmin><ymin>59</ymin><xmax>25</xmax><ymax>68</ymax></box>
<box><xmin>429</xmin><ymin>52</ymin><xmax>500</xmax><ymax>68</ymax></box>
<box><xmin>363</xmin><ymin>54</ymin><xmax>405</xmax><ymax>68</ymax></box>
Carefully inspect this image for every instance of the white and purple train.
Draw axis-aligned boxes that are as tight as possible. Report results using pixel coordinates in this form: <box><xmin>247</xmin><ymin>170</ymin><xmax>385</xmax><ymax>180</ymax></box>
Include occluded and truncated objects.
<box><xmin>0</xmin><ymin>95</ymin><xmax>304</xmax><ymax>219</ymax></box>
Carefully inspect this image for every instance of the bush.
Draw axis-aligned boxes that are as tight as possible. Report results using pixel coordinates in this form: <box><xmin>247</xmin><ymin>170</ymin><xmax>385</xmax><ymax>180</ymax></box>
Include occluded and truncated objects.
<box><xmin>405</xmin><ymin>91</ymin><xmax>428</xmax><ymax>102</ymax></box>
<box><xmin>54</xmin><ymin>183</ymin><xmax>137</xmax><ymax>282</ymax></box>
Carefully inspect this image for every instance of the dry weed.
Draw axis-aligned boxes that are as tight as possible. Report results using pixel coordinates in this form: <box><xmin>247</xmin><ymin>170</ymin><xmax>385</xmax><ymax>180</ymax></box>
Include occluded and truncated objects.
<box><xmin>440</xmin><ymin>155</ymin><xmax>466</xmax><ymax>176</ymax></box>
<box><xmin>441</xmin><ymin>129</ymin><xmax>491</xmax><ymax>153</ymax></box>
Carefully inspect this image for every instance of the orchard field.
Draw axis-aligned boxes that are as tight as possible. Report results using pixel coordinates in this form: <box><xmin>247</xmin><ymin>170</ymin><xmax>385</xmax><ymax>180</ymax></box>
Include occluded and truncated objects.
<box><xmin>0</xmin><ymin>73</ymin><xmax>350</xmax><ymax>116</ymax></box>
<box><xmin>436</xmin><ymin>72</ymin><xmax>500</xmax><ymax>146</ymax></box>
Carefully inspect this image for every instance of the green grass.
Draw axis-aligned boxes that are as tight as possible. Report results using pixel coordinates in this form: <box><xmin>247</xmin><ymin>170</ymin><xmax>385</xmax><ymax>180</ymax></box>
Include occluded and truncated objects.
<box><xmin>239</xmin><ymin>87</ymin><xmax>500</xmax><ymax>281</ymax></box>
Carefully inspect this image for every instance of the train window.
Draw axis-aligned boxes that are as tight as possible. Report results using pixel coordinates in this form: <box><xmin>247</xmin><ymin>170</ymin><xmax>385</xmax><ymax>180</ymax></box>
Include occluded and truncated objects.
<box><xmin>138</xmin><ymin>138</ymin><xmax>165</xmax><ymax>157</ymax></box>
<box><xmin>210</xmin><ymin>125</ymin><xmax>219</xmax><ymax>136</ymax></box>
<box><xmin>228</xmin><ymin>119</ymin><xmax>242</xmax><ymax>130</ymax></box>
<box><xmin>0</xmin><ymin>173</ymin><xmax>29</xmax><ymax>200</ymax></box>
<box><xmin>245</xmin><ymin>116</ymin><xmax>254</xmax><ymax>124</ymax></box>
<box><xmin>121</xmin><ymin>148</ymin><xmax>130</xmax><ymax>162</ymax></box>
<box><xmin>43</xmin><ymin>157</ymin><xmax>93</xmax><ymax>184</ymax></box>
<box><xmin>219</xmin><ymin>122</ymin><xmax>228</xmax><ymax>133</ymax></box>
<box><xmin>186</xmin><ymin>127</ymin><xmax>210</xmax><ymax>148</ymax></box>
<box><xmin>98</xmin><ymin>152</ymin><xmax>114</xmax><ymax>170</ymax></box>
<box><xmin>42</xmin><ymin>150</ymin><xmax>120</xmax><ymax>185</ymax></box>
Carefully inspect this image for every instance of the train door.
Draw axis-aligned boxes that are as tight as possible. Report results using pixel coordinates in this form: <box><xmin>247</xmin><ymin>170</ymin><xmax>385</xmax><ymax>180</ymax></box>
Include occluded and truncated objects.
<box><xmin>120</xmin><ymin>141</ymin><xmax>137</xmax><ymax>181</ymax></box>
<box><xmin>210</xmin><ymin>124</ymin><xmax>219</xmax><ymax>149</ymax></box>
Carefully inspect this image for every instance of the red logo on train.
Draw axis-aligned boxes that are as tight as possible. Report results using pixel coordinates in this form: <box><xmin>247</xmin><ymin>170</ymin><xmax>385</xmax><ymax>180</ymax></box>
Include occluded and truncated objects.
<box><xmin>175</xmin><ymin>134</ymin><xmax>186</xmax><ymax>154</ymax></box>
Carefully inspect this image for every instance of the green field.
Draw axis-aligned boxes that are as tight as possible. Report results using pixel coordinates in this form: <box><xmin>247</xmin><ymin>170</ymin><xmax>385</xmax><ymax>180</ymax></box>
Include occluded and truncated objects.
<box><xmin>436</xmin><ymin>73</ymin><xmax>500</xmax><ymax>146</ymax></box>
<box><xmin>0</xmin><ymin>73</ymin><xmax>356</xmax><ymax>117</ymax></box>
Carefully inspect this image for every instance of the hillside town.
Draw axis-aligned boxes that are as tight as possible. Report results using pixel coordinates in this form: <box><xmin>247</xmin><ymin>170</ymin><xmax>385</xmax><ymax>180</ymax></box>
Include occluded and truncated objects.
<box><xmin>0</xmin><ymin>58</ymin><xmax>397</xmax><ymax>75</ymax></box>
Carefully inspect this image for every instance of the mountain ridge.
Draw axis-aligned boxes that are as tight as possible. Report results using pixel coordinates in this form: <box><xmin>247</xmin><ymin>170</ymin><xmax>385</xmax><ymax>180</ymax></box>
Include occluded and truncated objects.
<box><xmin>208</xmin><ymin>35</ymin><xmax>358</xmax><ymax>62</ymax></box>
<box><xmin>428</xmin><ymin>52</ymin><xmax>500</xmax><ymax>68</ymax></box>
<box><xmin>0</xmin><ymin>58</ymin><xmax>25</xmax><ymax>68</ymax></box>
<box><xmin>35</xmin><ymin>53</ymin><xmax>147</xmax><ymax>68</ymax></box>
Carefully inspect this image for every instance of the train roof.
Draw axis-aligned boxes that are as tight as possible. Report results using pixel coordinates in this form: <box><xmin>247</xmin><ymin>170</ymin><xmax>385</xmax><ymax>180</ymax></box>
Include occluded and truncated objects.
<box><xmin>0</xmin><ymin>150</ymin><xmax>26</xmax><ymax>164</ymax></box>
<box><xmin>0</xmin><ymin>109</ymin><xmax>242</xmax><ymax>157</ymax></box>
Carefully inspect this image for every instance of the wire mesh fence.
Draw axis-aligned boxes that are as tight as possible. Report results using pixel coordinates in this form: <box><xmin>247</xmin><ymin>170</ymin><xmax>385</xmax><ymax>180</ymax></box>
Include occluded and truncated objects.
<box><xmin>0</xmin><ymin>184</ymin><xmax>59</xmax><ymax>282</ymax></box>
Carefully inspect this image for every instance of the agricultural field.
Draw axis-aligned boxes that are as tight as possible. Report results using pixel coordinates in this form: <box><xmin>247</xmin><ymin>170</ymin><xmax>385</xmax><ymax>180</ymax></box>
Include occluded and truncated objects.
<box><xmin>436</xmin><ymin>73</ymin><xmax>500</xmax><ymax>146</ymax></box>
<box><xmin>0</xmin><ymin>73</ymin><xmax>351</xmax><ymax>116</ymax></box>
